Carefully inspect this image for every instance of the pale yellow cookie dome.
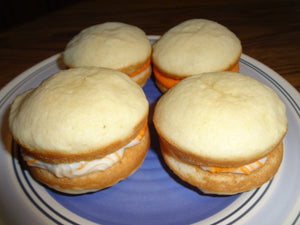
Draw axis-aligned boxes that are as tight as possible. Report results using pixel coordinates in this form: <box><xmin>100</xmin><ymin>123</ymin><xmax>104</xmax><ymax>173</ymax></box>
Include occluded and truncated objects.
<box><xmin>63</xmin><ymin>22</ymin><xmax>152</xmax><ymax>72</ymax></box>
<box><xmin>152</xmin><ymin>19</ymin><xmax>242</xmax><ymax>78</ymax></box>
<box><xmin>154</xmin><ymin>71</ymin><xmax>287</xmax><ymax>166</ymax></box>
<box><xmin>9</xmin><ymin>67</ymin><xmax>149</xmax><ymax>157</ymax></box>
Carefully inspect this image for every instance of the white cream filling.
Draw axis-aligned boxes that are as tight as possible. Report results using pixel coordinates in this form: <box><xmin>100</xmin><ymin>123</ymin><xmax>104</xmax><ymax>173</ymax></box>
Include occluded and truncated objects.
<box><xmin>200</xmin><ymin>155</ymin><xmax>268</xmax><ymax>174</ymax></box>
<box><xmin>23</xmin><ymin>139</ymin><xmax>139</xmax><ymax>178</ymax></box>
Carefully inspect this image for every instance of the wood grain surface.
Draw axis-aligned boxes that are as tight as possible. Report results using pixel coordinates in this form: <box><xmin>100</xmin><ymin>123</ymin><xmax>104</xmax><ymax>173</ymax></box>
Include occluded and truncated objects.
<box><xmin>0</xmin><ymin>0</ymin><xmax>299</xmax><ymax>91</ymax></box>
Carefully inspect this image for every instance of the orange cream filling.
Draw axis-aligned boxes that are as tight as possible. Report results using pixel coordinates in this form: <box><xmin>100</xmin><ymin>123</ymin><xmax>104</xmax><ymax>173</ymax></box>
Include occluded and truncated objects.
<box><xmin>24</xmin><ymin>121</ymin><xmax>148</xmax><ymax>178</ymax></box>
<box><xmin>153</xmin><ymin>62</ymin><xmax>239</xmax><ymax>90</ymax></box>
<box><xmin>136</xmin><ymin>119</ymin><xmax>148</xmax><ymax>141</ymax></box>
<box><xmin>128</xmin><ymin>58</ymin><xmax>151</xmax><ymax>78</ymax></box>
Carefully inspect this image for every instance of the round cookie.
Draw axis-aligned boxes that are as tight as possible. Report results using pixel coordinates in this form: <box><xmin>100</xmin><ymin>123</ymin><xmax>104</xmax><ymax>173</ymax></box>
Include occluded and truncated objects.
<box><xmin>63</xmin><ymin>22</ymin><xmax>152</xmax><ymax>86</ymax></box>
<box><xmin>153</xmin><ymin>71</ymin><xmax>287</xmax><ymax>194</ymax></box>
<box><xmin>152</xmin><ymin>19</ymin><xmax>242</xmax><ymax>92</ymax></box>
<box><xmin>9</xmin><ymin>67</ymin><xmax>150</xmax><ymax>194</ymax></box>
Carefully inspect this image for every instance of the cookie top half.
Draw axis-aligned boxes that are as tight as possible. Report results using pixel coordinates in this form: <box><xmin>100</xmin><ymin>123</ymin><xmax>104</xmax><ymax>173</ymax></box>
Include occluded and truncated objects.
<box><xmin>63</xmin><ymin>22</ymin><xmax>152</xmax><ymax>74</ymax></box>
<box><xmin>9</xmin><ymin>67</ymin><xmax>149</xmax><ymax>162</ymax></box>
<box><xmin>152</xmin><ymin>19</ymin><xmax>242</xmax><ymax>78</ymax></box>
<box><xmin>153</xmin><ymin>72</ymin><xmax>287</xmax><ymax>166</ymax></box>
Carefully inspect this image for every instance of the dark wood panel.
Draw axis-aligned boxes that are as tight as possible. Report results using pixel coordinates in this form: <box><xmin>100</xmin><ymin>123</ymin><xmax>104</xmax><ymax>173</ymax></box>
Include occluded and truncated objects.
<box><xmin>0</xmin><ymin>0</ymin><xmax>299</xmax><ymax>91</ymax></box>
<box><xmin>0</xmin><ymin>0</ymin><xmax>80</xmax><ymax>31</ymax></box>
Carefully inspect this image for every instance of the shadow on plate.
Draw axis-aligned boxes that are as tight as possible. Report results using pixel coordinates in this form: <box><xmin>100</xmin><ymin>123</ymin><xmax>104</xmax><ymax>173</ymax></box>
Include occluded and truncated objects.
<box><xmin>56</xmin><ymin>54</ymin><xmax>68</xmax><ymax>70</ymax></box>
<box><xmin>1</xmin><ymin>106</ymin><xmax>13</xmax><ymax>156</ymax></box>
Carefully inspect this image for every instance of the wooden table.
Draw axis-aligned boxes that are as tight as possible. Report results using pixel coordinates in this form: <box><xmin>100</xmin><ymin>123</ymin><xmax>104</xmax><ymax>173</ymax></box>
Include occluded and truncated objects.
<box><xmin>0</xmin><ymin>0</ymin><xmax>299</xmax><ymax>92</ymax></box>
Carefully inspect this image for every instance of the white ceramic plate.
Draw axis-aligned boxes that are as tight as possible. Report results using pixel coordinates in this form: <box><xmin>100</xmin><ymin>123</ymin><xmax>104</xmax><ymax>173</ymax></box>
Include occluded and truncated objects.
<box><xmin>0</xmin><ymin>36</ymin><xmax>299</xmax><ymax>225</ymax></box>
